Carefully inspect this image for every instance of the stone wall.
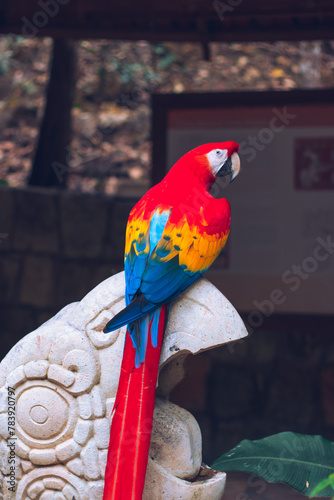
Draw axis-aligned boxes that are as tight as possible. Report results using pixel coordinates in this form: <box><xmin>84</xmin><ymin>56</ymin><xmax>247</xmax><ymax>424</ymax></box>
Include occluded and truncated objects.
<box><xmin>171</xmin><ymin>327</ymin><xmax>334</xmax><ymax>463</ymax></box>
<box><xmin>0</xmin><ymin>185</ymin><xmax>136</xmax><ymax>357</ymax></box>
<box><xmin>1</xmin><ymin>185</ymin><xmax>334</xmax><ymax>465</ymax></box>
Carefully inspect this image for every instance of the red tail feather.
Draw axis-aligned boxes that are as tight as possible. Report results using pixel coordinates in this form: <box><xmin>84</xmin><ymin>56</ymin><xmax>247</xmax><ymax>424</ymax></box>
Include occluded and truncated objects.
<box><xmin>103</xmin><ymin>305</ymin><xmax>166</xmax><ymax>500</ymax></box>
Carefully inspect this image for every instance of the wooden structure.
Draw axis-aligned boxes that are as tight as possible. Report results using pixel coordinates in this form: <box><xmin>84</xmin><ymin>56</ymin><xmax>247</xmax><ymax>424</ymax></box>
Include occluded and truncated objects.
<box><xmin>1</xmin><ymin>0</ymin><xmax>334</xmax><ymax>42</ymax></box>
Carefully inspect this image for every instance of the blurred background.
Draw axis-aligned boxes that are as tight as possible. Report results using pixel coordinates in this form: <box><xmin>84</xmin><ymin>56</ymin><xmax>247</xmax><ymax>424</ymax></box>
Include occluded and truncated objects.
<box><xmin>0</xmin><ymin>0</ymin><xmax>334</xmax><ymax>476</ymax></box>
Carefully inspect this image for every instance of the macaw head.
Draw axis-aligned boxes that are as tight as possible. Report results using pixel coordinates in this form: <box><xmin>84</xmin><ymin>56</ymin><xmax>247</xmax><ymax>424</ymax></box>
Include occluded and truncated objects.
<box><xmin>170</xmin><ymin>141</ymin><xmax>240</xmax><ymax>188</ymax></box>
<box><xmin>204</xmin><ymin>141</ymin><xmax>240</xmax><ymax>182</ymax></box>
<box><xmin>195</xmin><ymin>141</ymin><xmax>240</xmax><ymax>182</ymax></box>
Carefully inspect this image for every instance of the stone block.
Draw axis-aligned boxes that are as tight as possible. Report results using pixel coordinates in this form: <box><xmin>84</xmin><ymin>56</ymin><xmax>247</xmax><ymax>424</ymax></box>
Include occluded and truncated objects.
<box><xmin>21</xmin><ymin>459</ymin><xmax>34</xmax><ymax>473</ymax></box>
<box><xmin>93</xmin><ymin>418</ymin><xmax>110</xmax><ymax>449</ymax></box>
<box><xmin>209</xmin><ymin>365</ymin><xmax>255</xmax><ymax>420</ymax></box>
<box><xmin>91</xmin><ymin>385</ymin><xmax>106</xmax><ymax>418</ymax></box>
<box><xmin>0</xmin><ymin>413</ymin><xmax>10</xmax><ymax>439</ymax></box>
<box><xmin>20</xmin><ymin>255</ymin><xmax>54</xmax><ymax>307</ymax></box>
<box><xmin>87</xmin><ymin>480</ymin><xmax>104</xmax><ymax>499</ymax></box>
<box><xmin>80</xmin><ymin>439</ymin><xmax>100</xmax><ymax>480</ymax></box>
<box><xmin>266</xmin><ymin>363</ymin><xmax>314</xmax><ymax>426</ymax></box>
<box><xmin>77</xmin><ymin>394</ymin><xmax>93</xmax><ymax>420</ymax></box>
<box><xmin>60</xmin><ymin>194</ymin><xmax>108</xmax><ymax>258</ymax></box>
<box><xmin>0</xmin><ymin>187</ymin><xmax>13</xmax><ymax>252</ymax></box>
<box><xmin>27</xmin><ymin>480</ymin><xmax>44</xmax><ymax>498</ymax></box>
<box><xmin>56</xmin><ymin>439</ymin><xmax>81</xmax><ymax>462</ymax></box>
<box><xmin>16</xmin><ymin>440</ymin><xmax>30</xmax><ymax>459</ymax></box>
<box><xmin>0</xmin><ymin>306</ymin><xmax>36</xmax><ymax>361</ymax></box>
<box><xmin>24</xmin><ymin>360</ymin><xmax>49</xmax><ymax>379</ymax></box>
<box><xmin>98</xmin><ymin>450</ymin><xmax>107</xmax><ymax>478</ymax></box>
<box><xmin>6</xmin><ymin>365</ymin><xmax>26</xmax><ymax>388</ymax></box>
<box><xmin>48</xmin><ymin>364</ymin><xmax>76</xmax><ymax>388</ymax></box>
<box><xmin>57</xmin><ymin>261</ymin><xmax>91</xmax><ymax>308</ymax></box>
<box><xmin>67</xmin><ymin>457</ymin><xmax>84</xmax><ymax>477</ymax></box>
<box><xmin>13</xmin><ymin>188</ymin><xmax>59</xmax><ymax>254</ymax></box>
<box><xmin>0</xmin><ymin>255</ymin><xmax>19</xmax><ymax>301</ymax></box>
<box><xmin>108</xmin><ymin>200</ymin><xmax>135</xmax><ymax>262</ymax></box>
<box><xmin>91</xmin><ymin>264</ymin><xmax>114</xmax><ymax>290</ymax></box>
<box><xmin>322</xmin><ymin>367</ymin><xmax>334</xmax><ymax>426</ymax></box>
<box><xmin>43</xmin><ymin>477</ymin><xmax>65</xmax><ymax>490</ymax></box>
<box><xmin>29</xmin><ymin>448</ymin><xmax>57</xmax><ymax>465</ymax></box>
<box><xmin>73</xmin><ymin>419</ymin><xmax>93</xmax><ymax>446</ymax></box>
<box><xmin>0</xmin><ymin>387</ymin><xmax>6</xmax><ymax>412</ymax></box>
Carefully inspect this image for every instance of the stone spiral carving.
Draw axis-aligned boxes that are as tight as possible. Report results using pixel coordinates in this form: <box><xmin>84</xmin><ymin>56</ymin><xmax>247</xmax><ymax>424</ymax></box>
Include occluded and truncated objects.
<box><xmin>0</xmin><ymin>272</ymin><xmax>248</xmax><ymax>499</ymax></box>
<box><xmin>16</xmin><ymin>466</ymin><xmax>93</xmax><ymax>499</ymax></box>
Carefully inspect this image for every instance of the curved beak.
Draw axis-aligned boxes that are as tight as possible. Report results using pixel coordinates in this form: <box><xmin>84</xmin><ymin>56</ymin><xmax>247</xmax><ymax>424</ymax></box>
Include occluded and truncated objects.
<box><xmin>216</xmin><ymin>152</ymin><xmax>240</xmax><ymax>182</ymax></box>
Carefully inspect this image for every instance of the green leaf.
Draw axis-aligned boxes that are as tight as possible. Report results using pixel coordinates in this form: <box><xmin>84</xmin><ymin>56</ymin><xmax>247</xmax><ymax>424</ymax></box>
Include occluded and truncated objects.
<box><xmin>157</xmin><ymin>53</ymin><xmax>176</xmax><ymax>70</ymax></box>
<box><xmin>310</xmin><ymin>474</ymin><xmax>334</xmax><ymax>497</ymax></box>
<box><xmin>211</xmin><ymin>432</ymin><xmax>334</xmax><ymax>497</ymax></box>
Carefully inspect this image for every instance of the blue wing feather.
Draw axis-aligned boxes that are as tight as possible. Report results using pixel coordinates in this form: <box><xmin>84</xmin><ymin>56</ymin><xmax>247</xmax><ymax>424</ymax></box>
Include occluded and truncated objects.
<box><xmin>106</xmin><ymin>207</ymin><xmax>203</xmax><ymax>363</ymax></box>
<box><xmin>149</xmin><ymin>210</ymin><xmax>171</xmax><ymax>257</ymax></box>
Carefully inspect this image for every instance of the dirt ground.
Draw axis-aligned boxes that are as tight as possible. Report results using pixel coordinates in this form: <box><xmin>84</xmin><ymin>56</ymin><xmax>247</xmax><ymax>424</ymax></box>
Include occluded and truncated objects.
<box><xmin>0</xmin><ymin>37</ymin><xmax>333</xmax><ymax>193</ymax></box>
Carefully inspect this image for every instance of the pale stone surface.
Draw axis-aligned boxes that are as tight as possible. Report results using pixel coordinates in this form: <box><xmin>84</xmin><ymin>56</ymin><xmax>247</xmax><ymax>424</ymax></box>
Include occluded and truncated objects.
<box><xmin>55</xmin><ymin>438</ymin><xmax>81</xmax><ymax>462</ymax></box>
<box><xmin>93</xmin><ymin>418</ymin><xmax>110</xmax><ymax>449</ymax></box>
<box><xmin>16</xmin><ymin>466</ymin><xmax>89</xmax><ymax>500</ymax></box>
<box><xmin>6</xmin><ymin>364</ymin><xmax>26</xmax><ymax>388</ymax></box>
<box><xmin>27</xmin><ymin>480</ymin><xmax>44</xmax><ymax>498</ymax></box>
<box><xmin>143</xmin><ymin>460</ymin><xmax>226</xmax><ymax>500</ymax></box>
<box><xmin>20</xmin><ymin>459</ymin><xmax>34</xmax><ymax>473</ymax></box>
<box><xmin>24</xmin><ymin>359</ymin><xmax>49</xmax><ymax>379</ymax></box>
<box><xmin>0</xmin><ymin>387</ymin><xmax>8</xmax><ymax>413</ymax></box>
<box><xmin>77</xmin><ymin>393</ymin><xmax>93</xmax><ymax>420</ymax></box>
<box><xmin>29</xmin><ymin>448</ymin><xmax>57</xmax><ymax>466</ymax></box>
<box><xmin>0</xmin><ymin>413</ymin><xmax>10</xmax><ymax>439</ymax></box>
<box><xmin>87</xmin><ymin>479</ymin><xmax>104</xmax><ymax>499</ymax></box>
<box><xmin>151</xmin><ymin>398</ymin><xmax>202</xmax><ymax>480</ymax></box>
<box><xmin>0</xmin><ymin>271</ymin><xmax>247</xmax><ymax>499</ymax></box>
<box><xmin>67</xmin><ymin>457</ymin><xmax>84</xmax><ymax>477</ymax></box>
<box><xmin>91</xmin><ymin>384</ymin><xmax>106</xmax><ymax>417</ymax></box>
<box><xmin>80</xmin><ymin>439</ymin><xmax>100</xmax><ymax>480</ymax></box>
<box><xmin>16</xmin><ymin>440</ymin><xmax>30</xmax><ymax>460</ymax></box>
<box><xmin>43</xmin><ymin>476</ymin><xmax>65</xmax><ymax>490</ymax></box>
<box><xmin>48</xmin><ymin>363</ymin><xmax>76</xmax><ymax>387</ymax></box>
<box><xmin>98</xmin><ymin>449</ymin><xmax>108</xmax><ymax>478</ymax></box>
<box><xmin>73</xmin><ymin>419</ymin><xmax>93</xmax><ymax>446</ymax></box>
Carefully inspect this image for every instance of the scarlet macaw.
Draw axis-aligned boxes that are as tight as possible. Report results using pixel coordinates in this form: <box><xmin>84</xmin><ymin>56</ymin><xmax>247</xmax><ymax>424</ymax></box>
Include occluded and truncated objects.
<box><xmin>102</xmin><ymin>141</ymin><xmax>240</xmax><ymax>500</ymax></box>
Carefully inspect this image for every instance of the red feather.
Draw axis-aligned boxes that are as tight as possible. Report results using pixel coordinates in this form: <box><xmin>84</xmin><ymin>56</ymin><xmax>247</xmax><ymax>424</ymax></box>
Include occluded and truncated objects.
<box><xmin>103</xmin><ymin>305</ymin><xmax>167</xmax><ymax>500</ymax></box>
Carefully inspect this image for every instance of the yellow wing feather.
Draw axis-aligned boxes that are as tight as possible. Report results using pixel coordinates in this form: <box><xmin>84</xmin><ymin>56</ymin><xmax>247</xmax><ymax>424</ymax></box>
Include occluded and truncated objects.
<box><xmin>125</xmin><ymin>209</ymin><xmax>229</xmax><ymax>275</ymax></box>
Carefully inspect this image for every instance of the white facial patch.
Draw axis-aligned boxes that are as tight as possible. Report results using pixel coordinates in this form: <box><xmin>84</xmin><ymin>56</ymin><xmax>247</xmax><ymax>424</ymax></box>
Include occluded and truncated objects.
<box><xmin>206</xmin><ymin>149</ymin><xmax>228</xmax><ymax>175</ymax></box>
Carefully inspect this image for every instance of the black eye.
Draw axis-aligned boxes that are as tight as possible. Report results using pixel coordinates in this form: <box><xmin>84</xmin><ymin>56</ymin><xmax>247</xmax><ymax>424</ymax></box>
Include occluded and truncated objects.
<box><xmin>216</xmin><ymin>150</ymin><xmax>221</xmax><ymax>155</ymax></box>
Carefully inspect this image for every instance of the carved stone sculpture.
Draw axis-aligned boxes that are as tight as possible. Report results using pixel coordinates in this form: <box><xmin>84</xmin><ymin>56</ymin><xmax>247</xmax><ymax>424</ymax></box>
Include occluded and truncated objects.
<box><xmin>0</xmin><ymin>272</ymin><xmax>247</xmax><ymax>499</ymax></box>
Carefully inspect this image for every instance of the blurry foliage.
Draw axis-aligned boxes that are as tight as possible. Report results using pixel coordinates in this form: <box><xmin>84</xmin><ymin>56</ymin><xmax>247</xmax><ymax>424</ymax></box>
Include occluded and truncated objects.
<box><xmin>18</xmin><ymin>81</ymin><xmax>37</xmax><ymax>95</ymax></box>
<box><xmin>310</xmin><ymin>473</ymin><xmax>334</xmax><ymax>498</ymax></box>
<box><xmin>78</xmin><ymin>41</ymin><xmax>178</xmax><ymax>105</ymax></box>
<box><xmin>0</xmin><ymin>55</ymin><xmax>9</xmax><ymax>76</ymax></box>
<box><xmin>1</xmin><ymin>37</ymin><xmax>334</xmax><ymax>191</ymax></box>
<box><xmin>154</xmin><ymin>43</ymin><xmax>176</xmax><ymax>70</ymax></box>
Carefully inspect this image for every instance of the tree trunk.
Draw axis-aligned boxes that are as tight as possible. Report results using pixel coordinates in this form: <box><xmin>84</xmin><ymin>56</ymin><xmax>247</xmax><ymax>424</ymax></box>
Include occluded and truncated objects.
<box><xmin>29</xmin><ymin>38</ymin><xmax>77</xmax><ymax>188</ymax></box>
